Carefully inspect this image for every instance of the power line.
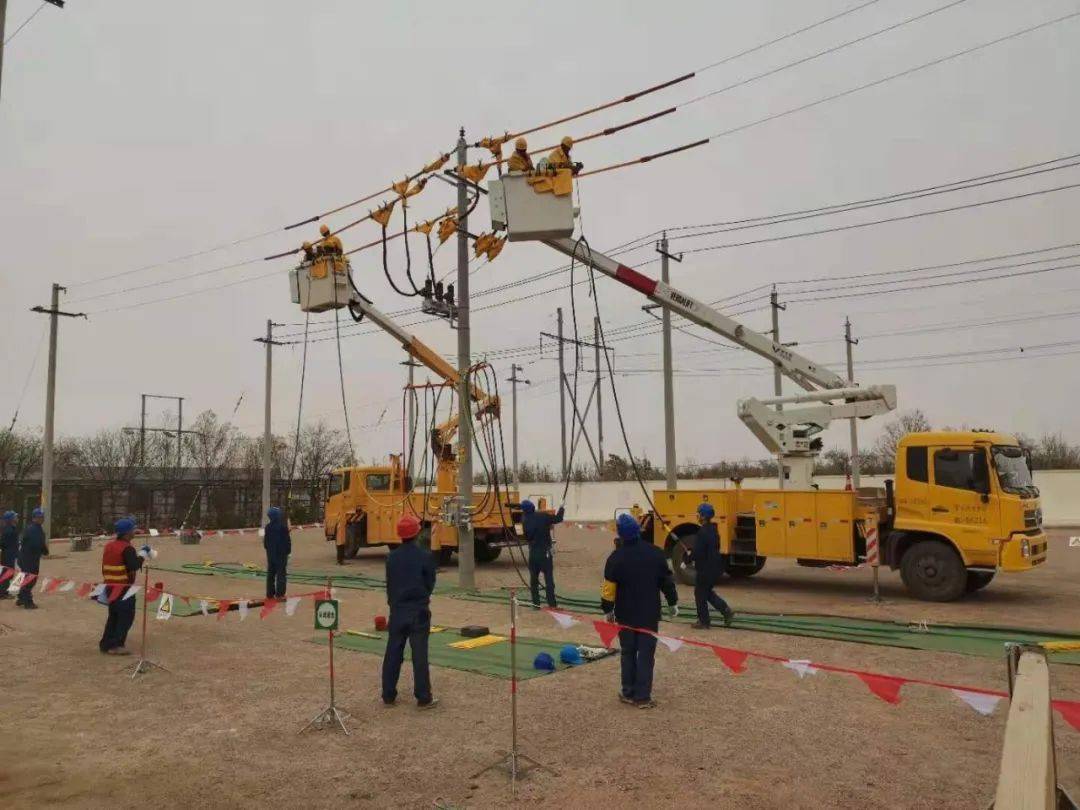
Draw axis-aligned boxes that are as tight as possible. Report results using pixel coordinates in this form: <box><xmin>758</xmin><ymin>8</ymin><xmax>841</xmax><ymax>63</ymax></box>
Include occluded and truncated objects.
<box><xmin>3</xmin><ymin>2</ymin><xmax>45</xmax><ymax>46</ymax></box>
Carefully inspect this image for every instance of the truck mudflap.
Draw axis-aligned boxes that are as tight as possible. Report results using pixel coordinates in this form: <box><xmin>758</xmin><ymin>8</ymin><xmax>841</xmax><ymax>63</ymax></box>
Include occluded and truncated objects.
<box><xmin>999</xmin><ymin>531</ymin><xmax>1049</xmax><ymax>571</ymax></box>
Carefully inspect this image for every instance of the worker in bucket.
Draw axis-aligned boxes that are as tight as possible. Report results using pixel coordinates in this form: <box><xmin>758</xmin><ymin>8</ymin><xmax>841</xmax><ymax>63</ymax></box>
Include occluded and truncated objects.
<box><xmin>99</xmin><ymin>517</ymin><xmax>144</xmax><ymax>655</ymax></box>
<box><xmin>690</xmin><ymin>502</ymin><xmax>735</xmax><ymax>629</ymax></box>
<box><xmin>381</xmin><ymin>514</ymin><xmax>438</xmax><ymax>709</ymax></box>
<box><xmin>547</xmin><ymin>136</ymin><xmax>583</xmax><ymax>175</ymax></box>
<box><xmin>263</xmin><ymin>506</ymin><xmax>291</xmax><ymax>600</ymax></box>
<box><xmin>521</xmin><ymin>499</ymin><xmax>564</xmax><ymax>608</ymax></box>
<box><xmin>15</xmin><ymin>507</ymin><xmax>48</xmax><ymax>609</ymax></box>
<box><xmin>0</xmin><ymin>511</ymin><xmax>18</xmax><ymax>600</ymax></box>
<box><xmin>601</xmin><ymin>513</ymin><xmax>679</xmax><ymax>709</ymax></box>
<box><xmin>506</xmin><ymin>137</ymin><xmax>534</xmax><ymax>173</ymax></box>
<box><xmin>316</xmin><ymin>223</ymin><xmax>343</xmax><ymax>256</ymax></box>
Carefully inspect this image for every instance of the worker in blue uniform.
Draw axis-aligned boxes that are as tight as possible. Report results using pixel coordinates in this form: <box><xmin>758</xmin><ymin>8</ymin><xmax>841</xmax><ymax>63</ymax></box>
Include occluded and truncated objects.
<box><xmin>0</xmin><ymin>511</ymin><xmax>18</xmax><ymax>600</ymax></box>
<box><xmin>521</xmin><ymin>499</ymin><xmax>564</xmax><ymax>608</ymax></box>
<box><xmin>600</xmin><ymin>513</ymin><xmax>679</xmax><ymax>708</ymax></box>
<box><xmin>263</xmin><ymin>506</ymin><xmax>291</xmax><ymax>599</ymax></box>
<box><xmin>690</xmin><ymin>502</ymin><xmax>735</xmax><ymax>629</ymax></box>
<box><xmin>381</xmin><ymin>514</ymin><xmax>437</xmax><ymax>709</ymax></box>
<box><xmin>16</xmin><ymin>507</ymin><xmax>48</xmax><ymax>609</ymax></box>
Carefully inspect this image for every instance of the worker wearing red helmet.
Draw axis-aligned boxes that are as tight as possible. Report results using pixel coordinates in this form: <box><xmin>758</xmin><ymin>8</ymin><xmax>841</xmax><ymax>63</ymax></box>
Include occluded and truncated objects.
<box><xmin>381</xmin><ymin>514</ymin><xmax>438</xmax><ymax>709</ymax></box>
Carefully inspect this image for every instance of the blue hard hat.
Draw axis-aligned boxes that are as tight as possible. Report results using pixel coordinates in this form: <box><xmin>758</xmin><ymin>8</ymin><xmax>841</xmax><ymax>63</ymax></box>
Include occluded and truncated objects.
<box><xmin>267</xmin><ymin>506</ymin><xmax>282</xmax><ymax>521</ymax></box>
<box><xmin>520</xmin><ymin>500</ymin><xmax>535</xmax><ymax>514</ymax></box>
<box><xmin>115</xmin><ymin>517</ymin><xmax>136</xmax><ymax>537</ymax></box>
<box><xmin>1</xmin><ymin>511</ymin><xmax>13</xmax><ymax>521</ymax></box>
<box><xmin>616</xmin><ymin>513</ymin><xmax>641</xmax><ymax>541</ymax></box>
<box><xmin>31</xmin><ymin>507</ymin><xmax>44</xmax><ymax>519</ymax></box>
<box><xmin>697</xmin><ymin>502</ymin><xmax>715</xmax><ymax>520</ymax></box>
<box><xmin>533</xmin><ymin>652</ymin><xmax>556</xmax><ymax>671</ymax></box>
<box><xmin>559</xmin><ymin>644</ymin><xmax>583</xmax><ymax>666</ymax></box>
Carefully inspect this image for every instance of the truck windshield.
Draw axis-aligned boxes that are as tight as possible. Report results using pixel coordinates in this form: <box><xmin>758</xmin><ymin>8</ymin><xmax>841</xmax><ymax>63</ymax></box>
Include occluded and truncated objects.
<box><xmin>992</xmin><ymin>446</ymin><xmax>1036</xmax><ymax>496</ymax></box>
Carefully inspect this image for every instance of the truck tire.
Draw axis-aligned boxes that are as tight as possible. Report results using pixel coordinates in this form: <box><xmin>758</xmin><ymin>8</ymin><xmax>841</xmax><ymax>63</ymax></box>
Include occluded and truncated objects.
<box><xmin>669</xmin><ymin>536</ymin><xmax>697</xmax><ymax>586</ymax></box>
<box><xmin>965</xmin><ymin>570</ymin><xmax>995</xmax><ymax>593</ymax></box>
<box><xmin>900</xmin><ymin>540</ymin><xmax>966</xmax><ymax>602</ymax></box>
<box><xmin>436</xmin><ymin>546</ymin><xmax>454</xmax><ymax>567</ymax></box>
<box><xmin>726</xmin><ymin>557</ymin><xmax>766</xmax><ymax>578</ymax></box>
<box><xmin>474</xmin><ymin>535</ymin><xmax>503</xmax><ymax>563</ymax></box>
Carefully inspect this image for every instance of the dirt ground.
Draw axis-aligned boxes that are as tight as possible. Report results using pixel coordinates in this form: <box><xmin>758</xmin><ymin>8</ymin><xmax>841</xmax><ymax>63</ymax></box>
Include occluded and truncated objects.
<box><xmin>1</xmin><ymin>525</ymin><xmax>1077</xmax><ymax>809</ymax></box>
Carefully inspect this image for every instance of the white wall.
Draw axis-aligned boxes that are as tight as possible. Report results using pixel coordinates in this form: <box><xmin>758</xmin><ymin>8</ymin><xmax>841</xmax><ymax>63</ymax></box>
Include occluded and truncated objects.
<box><xmin>517</xmin><ymin>470</ymin><xmax>1080</xmax><ymax>527</ymax></box>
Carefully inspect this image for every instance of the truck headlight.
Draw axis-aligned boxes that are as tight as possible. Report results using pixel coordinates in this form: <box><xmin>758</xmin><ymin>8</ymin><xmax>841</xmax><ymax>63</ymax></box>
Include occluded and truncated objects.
<box><xmin>1021</xmin><ymin>539</ymin><xmax>1031</xmax><ymax>558</ymax></box>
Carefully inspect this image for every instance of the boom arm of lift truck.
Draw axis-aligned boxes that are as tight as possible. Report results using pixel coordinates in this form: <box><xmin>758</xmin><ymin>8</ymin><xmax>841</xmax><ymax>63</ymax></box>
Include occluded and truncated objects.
<box><xmin>537</xmin><ymin>236</ymin><xmax>897</xmax><ymax>488</ymax></box>
<box><xmin>343</xmin><ymin>291</ymin><xmax>500</xmax><ymax>451</ymax></box>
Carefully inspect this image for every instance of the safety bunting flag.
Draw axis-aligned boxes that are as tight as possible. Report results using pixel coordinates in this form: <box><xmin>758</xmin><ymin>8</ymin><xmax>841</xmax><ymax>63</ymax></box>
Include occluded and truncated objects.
<box><xmin>1</xmin><ymin>565</ymin><xmax>330</xmax><ymax>622</ymax></box>
<box><xmin>539</xmin><ymin>607</ymin><xmax>1080</xmax><ymax>733</ymax></box>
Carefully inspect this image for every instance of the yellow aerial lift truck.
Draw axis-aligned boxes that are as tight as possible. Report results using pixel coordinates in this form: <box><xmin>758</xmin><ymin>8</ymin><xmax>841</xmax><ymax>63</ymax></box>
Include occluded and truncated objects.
<box><xmin>488</xmin><ymin>170</ymin><xmax>1047</xmax><ymax>601</ymax></box>
<box><xmin>289</xmin><ymin>250</ymin><xmax>526</xmax><ymax>565</ymax></box>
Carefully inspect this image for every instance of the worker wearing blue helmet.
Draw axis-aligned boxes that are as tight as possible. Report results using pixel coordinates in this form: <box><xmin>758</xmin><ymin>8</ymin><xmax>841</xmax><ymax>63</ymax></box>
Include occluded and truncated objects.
<box><xmin>600</xmin><ymin>513</ymin><xmax>678</xmax><ymax>708</ymax></box>
<box><xmin>690</xmin><ymin>502</ymin><xmax>735</xmax><ymax>629</ymax></box>
<box><xmin>0</xmin><ymin>511</ymin><xmax>19</xmax><ymax>599</ymax></box>
<box><xmin>520</xmin><ymin>499</ymin><xmax>564</xmax><ymax>608</ymax></box>
<box><xmin>15</xmin><ymin>507</ymin><xmax>48</xmax><ymax>609</ymax></box>
<box><xmin>263</xmin><ymin>506</ymin><xmax>292</xmax><ymax>599</ymax></box>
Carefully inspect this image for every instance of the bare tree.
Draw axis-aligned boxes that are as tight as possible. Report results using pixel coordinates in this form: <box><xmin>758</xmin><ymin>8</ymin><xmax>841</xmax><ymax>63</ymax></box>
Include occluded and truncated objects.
<box><xmin>239</xmin><ymin>434</ymin><xmax>290</xmax><ymax>483</ymax></box>
<box><xmin>295</xmin><ymin>421</ymin><xmax>350</xmax><ymax>506</ymax></box>
<box><xmin>0</xmin><ymin>430</ymin><xmax>41</xmax><ymax>482</ymax></box>
<box><xmin>873</xmin><ymin>409</ymin><xmax>932</xmax><ymax>468</ymax></box>
<box><xmin>184</xmin><ymin>410</ymin><xmax>242</xmax><ymax>485</ymax></box>
<box><xmin>74</xmin><ymin>428</ymin><xmax>143</xmax><ymax>525</ymax></box>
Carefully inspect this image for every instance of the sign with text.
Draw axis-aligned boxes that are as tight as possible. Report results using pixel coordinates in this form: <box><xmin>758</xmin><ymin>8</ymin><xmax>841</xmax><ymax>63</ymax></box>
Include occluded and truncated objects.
<box><xmin>314</xmin><ymin>599</ymin><xmax>340</xmax><ymax>631</ymax></box>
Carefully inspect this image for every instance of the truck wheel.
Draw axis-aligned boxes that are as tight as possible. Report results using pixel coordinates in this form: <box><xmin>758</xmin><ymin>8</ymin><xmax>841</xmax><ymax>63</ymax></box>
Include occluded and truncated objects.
<box><xmin>965</xmin><ymin>570</ymin><xmax>995</xmax><ymax>593</ymax></box>
<box><xmin>669</xmin><ymin>539</ymin><xmax>696</xmax><ymax>586</ymax></box>
<box><xmin>900</xmin><ymin>540</ymin><xmax>966</xmax><ymax>602</ymax></box>
<box><xmin>726</xmin><ymin>557</ymin><xmax>766</xmax><ymax>578</ymax></box>
<box><xmin>436</xmin><ymin>546</ymin><xmax>454</xmax><ymax>567</ymax></box>
<box><xmin>474</xmin><ymin>536</ymin><xmax>503</xmax><ymax>563</ymax></box>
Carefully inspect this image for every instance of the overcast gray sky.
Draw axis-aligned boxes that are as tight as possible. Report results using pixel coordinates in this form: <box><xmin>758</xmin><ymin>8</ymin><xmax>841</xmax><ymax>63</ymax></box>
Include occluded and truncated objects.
<box><xmin>2</xmin><ymin>0</ymin><xmax>1078</xmax><ymax>472</ymax></box>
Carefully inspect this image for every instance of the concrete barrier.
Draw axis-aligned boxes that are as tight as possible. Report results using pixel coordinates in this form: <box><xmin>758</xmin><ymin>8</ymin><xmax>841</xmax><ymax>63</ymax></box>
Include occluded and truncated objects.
<box><xmin>518</xmin><ymin>470</ymin><xmax>1079</xmax><ymax>527</ymax></box>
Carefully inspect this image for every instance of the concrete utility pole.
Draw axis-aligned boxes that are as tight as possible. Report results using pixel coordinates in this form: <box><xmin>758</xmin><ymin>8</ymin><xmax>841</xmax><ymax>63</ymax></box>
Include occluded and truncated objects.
<box><xmin>845</xmin><ymin>317</ymin><xmax>861</xmax><ymax>489</ymax></box>
<box><xmin>31</xmin><ymin>283</ymin><xmax>84</xmax><ymax>539</ymax></box>
<box><xmin>254</xmin><ymin>320</ymin><xmax>284</xmax><ymax>521</ymax></box>
<box><xmin>769</xmin><ymin>286</ymin><xmax>786</xmax><ymax>489</ymax></box>
<box><xmin>401</xmin><ymin>357</ymin><xmax>420</xmax><ymax>482</ymax></box>
<box><xmin>593</xmin><ymin>316</ymin><xmax>604</xmax><ymax>478</ymax></box>
<box><xmin>506</xmin><ymin>364</ymin><xmax>530</xmax><ymax>493</ymax></box>
<box><xmin>556</xmin><ymin>307</ymin><xmax>567</xmax><ymax>478</ymax></box>
<box><xmin>455</xmin><ymin>128</ymin><xmax>476</xmax><ymax>590</ymax></box>
<box><xmin>657</xmin><ymin>233</ymin><xmax>681</xmax><ymax>490</ymax></box>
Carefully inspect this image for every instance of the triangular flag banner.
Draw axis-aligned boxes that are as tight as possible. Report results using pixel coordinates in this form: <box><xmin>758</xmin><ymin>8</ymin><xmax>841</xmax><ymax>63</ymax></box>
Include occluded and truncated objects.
<box><xmin>38</xmin><ymin>577</ymin><xmax>52</xmax><ymax>592</ymax></box>
<box><xmin>217</xmin><ymin>600</ymin><xmax>232</xmax><ymax>620</ymax></box>
<box><xmin>21</xmin><ymin>573</ymin><xmax>36</xmax><ymax>588</ymax></box>
<box><xmin>123</xmin><ymin>585</ymin><xmax>141</xmax><ymax>601</ymax></box>
<box><xmin>285</xmin><ymin>597</ymin><xmax>301</xmax><ymax>617</ymax></box>
<box><xmin>544</xmin><ymin>609</ymin><xmax>579</xmax><ymax>629</ymax></box>
<box><xmin>199</xmin><ymin>600</ymin><xmax>210</xmax><ymax>617</ymax></box>
<box><xmin>657</xmin><ymin>635</ymin><xmax>684</xmax><ymax>653</ymax></box>
<box><xmin>8</xmin><ymin>572</ymin><xmax>25</xmax><ymax>592</ymax></box>
<box><xmin>856</xmin><ymin>672</ymin><xmax>906</xmax><ymax>705</ymax></box>
<box><xmin>58</xmin><ymin>580</ymin><xmax>75</xmax><ymax>593</ymax></box>
<box><xmin>259</xmin><ymin>599</ymin><xmax>278</xmax><ymax>619</ymax></box>
<box><xmin>592</xmin><ymin>619</ymin><xmax>620</xmax><ymax>649</ymax></box>
<box><xmin>107</xmin><ymin>584</ymin><xmax>126</xmax><ymax>603</ymax></box>
<box><xmin>0</xmin><ymin>567</ymin><xmax>13</xmax><ymax>584</ymax></box>
<box><xmin>76</xmin><ymin>582</ymin><xmax>94</xmax><ymax>598</ymax></box>
<box><xmin>88</xmin><ymin>583</ymin><xmax>106</xmax><ymax>600</ymax></box>
<box><xmin>145</xmin><ymin>585</ymin><xmax>162</xmax><ymax>602</ymax></box>
<box><xmin>46</xmin><ymin>578</ymin><xmax>63</xmax><ymax>594</ymax></box>
<box><xmin>783</xmin><ymin>659</ymin><xmax>818</xmax><ymax>680</ymax></box>
<box><xmin>712</xmin><ymin>645</ymin><xmax>748</xmax><ymax>674</ymax></box>
<box><xmin>1052</xmin><ymin>699</ymin><xmax>1080</xmax><ymax>732</ymax></box>
<box><xmin>156</xmin><ymin>593</ymin><xmax>173</xmax><ymax>621</ymax></box>
<box><xmin>952</xmin><ymin>689</ymin><xmax>1002</xmax><ymax>717</ymax></box>
<box><xmin>238</xmin><ymin>600</ymin><xmax>249</xmax><ymax>620</ymax></box>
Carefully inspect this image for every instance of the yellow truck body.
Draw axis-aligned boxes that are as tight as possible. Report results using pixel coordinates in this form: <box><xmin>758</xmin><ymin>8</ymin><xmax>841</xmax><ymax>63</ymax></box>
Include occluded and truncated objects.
<box><xmin>648</xmin><ymin>430</ymin><xmax>1047</xmax><ymax>601</ymax></box>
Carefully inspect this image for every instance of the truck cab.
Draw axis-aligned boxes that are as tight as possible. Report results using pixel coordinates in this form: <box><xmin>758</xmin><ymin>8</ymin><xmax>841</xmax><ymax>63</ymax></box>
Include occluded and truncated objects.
<box><xmin>884</xmin><ymin>431</ymin><xmax>1047</xmax><ymax>600</ymax></box>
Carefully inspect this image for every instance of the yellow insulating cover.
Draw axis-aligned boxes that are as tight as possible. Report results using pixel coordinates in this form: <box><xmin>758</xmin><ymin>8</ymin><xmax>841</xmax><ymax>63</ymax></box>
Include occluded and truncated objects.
<box><xmin>309</xmin><ymin>258</ymin><xmax>329</xmax><ymax>280</ymax></box>
<box><xmin>473</xmin><ymin>233</ymin><xmax>494</xmax><ymax>258</ymax></box>
<box><xmin>449</xmin><ymin>634</ymin><xmax>507</xmax><ymax>650</ymax></box>
<box><xmin>437</xmin><ymin>216</ymin><xmax>458</xmax><ymax>244</ymax></box>
<box><xmin>422</xmin><ymin>153</ymin><xmax>450</xmax><ymax>174</ymax></box>
<box><xmin>414</xmin><ymin>219</ymin><xmax>434</xmax><ymax>235</ymax></box>
<box><xmin>526</xmin><ymin>168</ymin><xmax>573</xmax><ymax>197</ymax></box>
<box><xmin>392</xmin><ymin>178</ymin><xmax>410</xmax><ymax>196</ymax></box>
<box><xmin>403</xmin><ymin>178</ymin><xmax>427</xmax><ymax>199</ymax></box>
<box><xmin>486</xmin><ymin>236</ymin><xmax>505</xmax><ymax>262</ymax></box>
<box><xmin>461</xmin><ymin>162</ymin><xmax>492</xmax><ymax>184</ymax></box>
<box><xmin>371</xmin><ymin>199</ymin><xmax>397</xmax><ymax>227</ymax></box>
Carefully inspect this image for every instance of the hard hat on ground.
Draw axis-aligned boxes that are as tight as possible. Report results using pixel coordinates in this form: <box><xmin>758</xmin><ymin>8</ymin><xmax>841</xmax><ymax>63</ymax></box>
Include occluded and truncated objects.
<box><xmin>533</xmin><ymin>652</ymin><xmax>556</xmax><ymax>671</ymax></box>
<box><xmin>520</xmin><ymin>499</ymin><xmax>535</xmax><ymax>514</ymax></box>
<box><xmin>115</xmin><ymin>517</ymin><xmax>136</xmax><ymax>538</ymax></box>
<box><xmin>514</xmin><ymin>137</ymin><xmax>527</xmax><ymax>150</ymax></box>
<box><xmin>31</xmin><ymin>507</ymin><xmax>44</xmax><ymax>519</ymax></box>
<box><xmin>319</xmin><ymin>224</ymin><xmax>331</xmax><ymax>236</ymax></box>
<box><xmin>616</xmin><ymin>513</ymin><xmax>641</xmax><ymax>541</ymax></box>
<box><xmin>396</xmin><ymin>514</ymin><xmax>421</xmax><ymax>540</ymax></box>
<box><xmin>560</xmin><ymin>136</ymin><xmax>573</xmax><ymax>149</ymax></box>
<box><xmin>697</xmin><ymin>502</ymin><xmax>715</xmax><ymax>520</ymax></box>
<box><xmin>267</xmin><ymin>506</ymin><xmax>282</xmax><ymax>521</ymax></box>
<box><xmin>559</xmin><ymin>645</ymin><xmax>583</xmax><ymax>666</ymax></box>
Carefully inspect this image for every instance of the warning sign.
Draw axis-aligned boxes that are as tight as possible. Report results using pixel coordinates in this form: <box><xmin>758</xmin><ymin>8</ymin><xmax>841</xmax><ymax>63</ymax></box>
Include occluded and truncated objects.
<box><xmin>314</xmin><ymin>599</ymin><xmax>339</xmax><ymax>631</ymax></box>
<box><xmin>1069</xmin><ymin>536</ymin><xmax>1079</xmax><ymax>548</ymax></box>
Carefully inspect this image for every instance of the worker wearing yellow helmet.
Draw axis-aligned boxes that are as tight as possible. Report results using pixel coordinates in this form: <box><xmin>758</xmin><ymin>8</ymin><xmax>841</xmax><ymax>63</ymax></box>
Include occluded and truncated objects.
<box><xmin>547</xmin><ymin>135</ymin><xmax>583</xmax><ymax>175</ymax></box>
<box><xmin>301</xmin><ymin>241</ymin><xmax>316</xmax><ymax>261</ymax></box>
<box><xmin>506</xmin><ymin>137</ymin><xmax>534</xmax><ymax>173</ymax></box>
<box><xmin>316</xmin><ymin>223</ymin><xmax>344</xmax><ymax>256</ymax></box>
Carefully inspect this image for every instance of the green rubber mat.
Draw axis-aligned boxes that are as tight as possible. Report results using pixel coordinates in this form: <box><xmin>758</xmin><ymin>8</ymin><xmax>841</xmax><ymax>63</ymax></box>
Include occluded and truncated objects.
<box><xmin>312</xmin><ymin>628</ymin><xmax>613</xmax><ymax>680</ymax></box>
<box><xmin>156</xmin><ymin>563</ymin><xmax>1080</xmax><ymax>664</ymax></box>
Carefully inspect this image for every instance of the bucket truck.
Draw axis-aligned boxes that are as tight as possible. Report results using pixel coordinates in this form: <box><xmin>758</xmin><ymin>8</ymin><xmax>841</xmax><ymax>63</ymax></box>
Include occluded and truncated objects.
<box><xmin>487</xmin><ymin>173</ymin><xmax>1047</xmax><ymax>601</ymax></box>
